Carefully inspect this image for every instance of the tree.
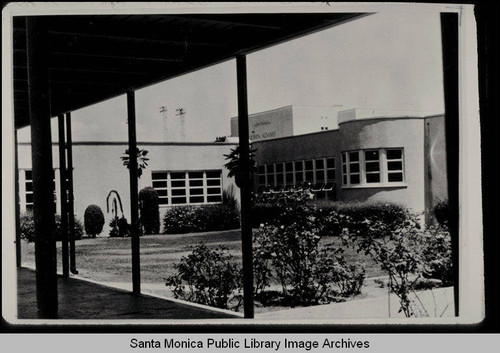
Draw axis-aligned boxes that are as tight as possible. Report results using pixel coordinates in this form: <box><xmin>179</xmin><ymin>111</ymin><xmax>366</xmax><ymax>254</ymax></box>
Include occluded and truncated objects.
<box><xmin>223</xmin><ymin>145</ymin><xmax>257</xmax><ymax>187</ymax></box>
<box><xmin>121</xmin><ymin>147</ymin><xmax>149</xmax><ymax>178</ymax></box>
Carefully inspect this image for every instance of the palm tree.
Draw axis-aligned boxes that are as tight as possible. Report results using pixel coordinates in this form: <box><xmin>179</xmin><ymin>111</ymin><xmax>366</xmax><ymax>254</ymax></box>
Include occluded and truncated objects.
<box><xmin>121</xmin><ymin>147</ymin><xmax>149</xmax><ymax>178</ymax></box>
<box><xmin>223</xmin><ymin>145</ymin><xmax>257</xmax><ymax>187</ymax></box>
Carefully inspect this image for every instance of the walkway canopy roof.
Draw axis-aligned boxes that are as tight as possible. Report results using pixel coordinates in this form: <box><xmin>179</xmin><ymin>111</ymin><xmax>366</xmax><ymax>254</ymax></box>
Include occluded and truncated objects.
<box><xmin>13</xmin><ymin>13</ymin><xmax>364</xmax><ymax>129</ymax></box>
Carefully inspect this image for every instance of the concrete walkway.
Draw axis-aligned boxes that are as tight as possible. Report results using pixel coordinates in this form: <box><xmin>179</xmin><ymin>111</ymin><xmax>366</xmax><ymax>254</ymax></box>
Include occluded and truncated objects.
<box><xmin>17</xmin><ymin>267</ymin><xmax>239</xmax><ymax>320</ymax></box>
<box><xmin>256</xmin><ymin>286</ymin><xmax>454</xmax><ymax>319</ymax></box>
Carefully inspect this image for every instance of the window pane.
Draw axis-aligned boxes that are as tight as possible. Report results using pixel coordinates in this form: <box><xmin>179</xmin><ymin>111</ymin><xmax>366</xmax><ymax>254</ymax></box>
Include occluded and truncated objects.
<box><xmin>365</xmin><ymin>162</ymin><xmax>380</xmax><ymax>172</ymax></box>
<box><xmin>158</xmin><ymin>197</ymin><xmax>168</xmax><ymax>205</ymax></box>
<box><xmin>388</xmin><ymin>173</ymin><xmax>403</xmax><ymax>182</ymax></box>
<box><xmin>276</xmin><ymin>163</ymin><xmax>283</xmax><ymax>173</ymax></box>
<box><xmin>25</xmin><ymin>170</ymin><xmax>32</xmax><ymax>180</ymax></box>
<box><xmin>387</xmin><ymin>149</ymin><xmax>402</xmax><ymax>160</ymax></box>
<box><xmin>189</xmin><ymin>188</ymin><xmax>204</xmax><ymax>195</ymax></box>
<box><xmin>190</xmin><ymin>196</ymin><xmax>204</xmax><ymax>203</ymax></box>
<box><xmin>258</xmin><ymin>175</ymin><xmax>266</xmax><ymax>184</ymax></box>
<box><xmin>188</xmin><ymin>171</ymin><xmax>203</xmax><ymax>179</ymax></box>
<box><xmin>152</xmin><ymin>172</ymin><xmax>168</xmax><ymax>180</ymax></box>
<box><xmin>365</xmin><ymin>150</ymin><xmax>379</xmax><ymax>160</ymax></box>
<box><xmin>171</xmin><ymin>197</ymin><xmax>186</xmax><ymax>204</ymax></box>
<box><xmin>286</xmin><ymin>173</ymin><xmax>294</xmax><ymax>184</ymax></box>
<box><xmin>189</xmin><ymin>180</ymin><xmax>203</xmax><ymax>187</ymax></box>
<box><xmin>349</xmin><ymin>151</ymin><xmax>359</xmax><ymax>161</ymax></box>
<box><xmin>343</xmin><ymin>175</ymin><xmax>347</xmax><ymax>185</ymax></box>
<box><xmin>315</xmin><ymin>170</ymin><xmax>324</xmax><ymax>181</ymax></box>
<box><xmin>305</xmin><ymin>160</ymin><xmax>313</xmax><ymax>170</ymax></box>
<box><xmin>326</xmin><ymin>158</ymin><xmax>335</xmax><ymax>168</ymax></box>
<box><xmin>207</xmin><ymin>187</ymin><xmax>221</xmax><ymax>195</ymax></box>
<box><xmin>207</xmin><ymin>195</ymin><xmax>222</xmax><ymax>203</ymax></box>
<box><xmin>258</xmin><ymin>165</ymin><xmax>266</xmax><ymax>174</ymax></box>
<box><xmin>276</xmin><ymin>174</ymin><xmax>284</xmax><ymax>183</ymax></box>
<box><xmin>170</xmin><ymin>172</ymin><xmax>185</xmax><ymax>179</ymax></box>
<box><xmin>206</xmin><ymin>170</ymin><xmax>221</xmax><ymax>178</ymax></box>
<box><xmin>208</xmin><ymin>179</ymin><xmax>221</xmax><ymax>186</ymax></box>
<box><xmin>366</xmin><ymin>174</ymin><xmax>380</xmax><ymax>183</ymax></box>
<box><xmin>266</xmin><ymin>164</ymin><xmax>274</xmax><ymax>173</ymax></box>
<box><xmin>157</xmin><ymin>189</ymin><xmax>168</xmax><ymax>196</ymax></box>
<box><xmin>350</xmin><ymin>174</ymin><xmax>360</xmax><ymax>184</ymax></box>
<box><xmin>172</xmin><ymin>189</ymin><xmax>186</xmax><ymax>196</ymax></box>
<box><xmin>26</xmin><ymin>193</ymin><xmax>33</xmax><ymax>203</ymax></box>
<box><xmin>326</xmin><ymin>170</ymin><xmax>335</xmax><ymax>180</ymax></box>
<box><xmin>387</xmin><ymin>161</ymin><xmax>403</xmax><ymax>171</ymax></box>
<box><xmin>295</xmin><ymin>172</ymin><xmax>303</xmax><ymax>182</ymax></box>
<box><xmin>152</xmin><ymin>181</ymin><xmax>167</xmax><ymax>188</ymax></box>
<box><xmin>305</xmin><ymin>171</ymin><xmax>314</xmax><ymax>181</ymax></box>
<box><xmin>26</xmin><ymin>204</ymin><xmax>33</xmax><ymax>212</ymax></box>
<box><xmin>342</xmin><ymin>165</ymin><xmax>347</xmax><ymax>173</ymax></box>
<box><xmin>315</xmin><ymin>159</ymin><xmax>324</xmax><ymax>169</ymax></box>
<box><xmin>294</xmin><ymin>161</ymin><xmax>303</xmax><ymax>171</ymax></box>
<box><xmin>285</xmin><ymin>162</ymin><xmax>293</xmax><ymax>172</ymax></box>
<box><xmin>350</xmin><ymin>163</ymin><xmax>360</xmax><ymax>173</ymax></box>
<box><xmin>25</xmin><ymin>182</ymin><xmax>33</xmax><ymax>192</ymax></box>
<box><xmin>171</xmin><ymin>180</ymin><xmax>185</xmax><ymax>187</ymax></box>
<box><xmin>342</xmin><ymin>153</ymin><xmax>347</xmax><ymax>163</ymax></box>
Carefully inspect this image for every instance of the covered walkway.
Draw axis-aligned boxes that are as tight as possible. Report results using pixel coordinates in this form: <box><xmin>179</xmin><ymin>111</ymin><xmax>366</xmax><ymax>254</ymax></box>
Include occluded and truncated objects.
<box><xmin>17</xmin><ymin>267</ymin><xmax>238</xmax><ymax>320</ymax></box>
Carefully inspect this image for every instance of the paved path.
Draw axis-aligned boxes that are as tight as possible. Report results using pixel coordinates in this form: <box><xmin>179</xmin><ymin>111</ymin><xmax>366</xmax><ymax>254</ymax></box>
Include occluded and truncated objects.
<box><xmin>17</xmin><ymin>267</ymin><xmax>239</xmax><ymax>320</ymax></box>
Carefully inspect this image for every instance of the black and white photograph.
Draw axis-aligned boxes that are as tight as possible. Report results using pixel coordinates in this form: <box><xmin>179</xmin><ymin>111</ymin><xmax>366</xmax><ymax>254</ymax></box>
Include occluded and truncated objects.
<box><xmin>1</xmin><ymin>1</ymin><xmax>491</xmax><ymax>333</ymax></box>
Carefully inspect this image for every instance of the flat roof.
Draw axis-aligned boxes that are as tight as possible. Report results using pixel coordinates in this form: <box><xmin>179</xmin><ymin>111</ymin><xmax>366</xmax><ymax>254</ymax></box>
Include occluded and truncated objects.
<box><xmin>12</xmin><ymin>13</ymin><xmax>365</xmax><ymax>129</ymax></box>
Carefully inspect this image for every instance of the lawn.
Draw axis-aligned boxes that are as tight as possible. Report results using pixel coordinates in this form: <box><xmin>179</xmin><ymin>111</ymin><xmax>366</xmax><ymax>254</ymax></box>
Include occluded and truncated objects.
<box><xmin>21</xmin><ymin>229</ymin><xmax>383</xmax><ymax>287</ymax></box>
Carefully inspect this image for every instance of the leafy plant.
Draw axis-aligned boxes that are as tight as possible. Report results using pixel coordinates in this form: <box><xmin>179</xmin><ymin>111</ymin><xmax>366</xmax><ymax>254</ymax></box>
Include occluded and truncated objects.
<box><xmin>163</xmin><ymin>205</ymin><xmax>239</xmax><ymax>234</ymax></box>
<box><xmin>421</xmin><ymin>225</ymin><xmax>453</xmax><ymax>286</ymax></box>
<box><xmin>223</xmin><ymin>145</ymin><xmax>257</xmax><ymax>187</ymax></box>
<box><xmin>139</xmin><ymin>187</ymin><xmax>160</xmax><ymax>234</ymax></box>
<box><xmin>166</xmin><ymin>243</ymin><xmax>242</xmax><ymax>310</ymax></box>
<box><xmin>121</xmin><ymin>147</ymin><xmax>149</xmax><ymax>178</ymax></box>
<box><xmin>20</xmin><ymin>212</ymin><xmax>83</xmax><ymax>242</ymax></box>
<box><xmin>433</xmin><ymin>199</ymin><xmax>450</xmax><ymax>227</ymax></box>
<box><xmin>106</xmin><ymin>190</ymin><xmax>128</xmax><ymax>237</ymax></box>
<box><xmin>84</xmin><ymin>204</ymin><xmax>105</xmax><ymax>237</ymax></box>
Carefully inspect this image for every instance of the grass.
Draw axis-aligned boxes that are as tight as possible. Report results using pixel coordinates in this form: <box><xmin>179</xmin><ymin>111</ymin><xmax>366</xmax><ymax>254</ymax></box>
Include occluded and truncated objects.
<box><xmin>22</xmin><ymin>229</ymin><xmax>383</xmax><ymax>286</ymax></box>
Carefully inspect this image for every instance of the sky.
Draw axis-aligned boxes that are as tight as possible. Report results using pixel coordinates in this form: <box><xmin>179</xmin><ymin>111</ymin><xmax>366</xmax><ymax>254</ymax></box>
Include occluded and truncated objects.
<box><xmin>17</xmin><ymin>12</ymin><xmax>444</xmax><ymax>143</ymax></box>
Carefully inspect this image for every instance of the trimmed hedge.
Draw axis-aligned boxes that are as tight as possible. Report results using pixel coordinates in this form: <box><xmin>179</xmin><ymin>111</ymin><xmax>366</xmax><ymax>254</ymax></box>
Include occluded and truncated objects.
<box><xmin>139</xmin><ymin>187</ymin><xmax>160</xmax><ymax>234</ymax></box>
<box><xmin>84</xmin><ymin>204</ymin><xmax>105</xmax><ymax>237</ymax></box>
<box><xmin>20</xmin><ymin>212</ymin><xmax>83</xmax><ymax>243</ymax></box>
<box><xmin>163</xmin><ymin>204</ymin><xmax>240</xmax><ymax>234</ymax></box>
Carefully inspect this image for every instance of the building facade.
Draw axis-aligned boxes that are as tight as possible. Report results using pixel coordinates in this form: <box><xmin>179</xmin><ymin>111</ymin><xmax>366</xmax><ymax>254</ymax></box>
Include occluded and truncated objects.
<box><xmin>17</xmin><ymin>107</ymin><xmax>448</xmax><ymax>232</ymax></box>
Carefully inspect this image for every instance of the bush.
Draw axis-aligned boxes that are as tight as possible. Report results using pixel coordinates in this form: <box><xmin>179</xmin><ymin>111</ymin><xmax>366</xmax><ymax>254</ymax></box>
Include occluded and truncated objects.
<box><xmin>254</xmin><ymin>203</ymin><xmax>365</xmax><ymax>306</ymax></box>
<box><xmin>20</xmin><ymin>212</ymin><xmax>83</xmax><ymax>242</ymax></box>
<box><xmin>433</xmin><ymin>199</ymin><xmax>450</xmax><ymax>226</ymax></box>
<box><xmin>139</xmin><ymin>187</ymin><xmax>160</xmax><ymax>234</ymax></box>
<box><xmin>163</xmin><ymin>204</ymin><xmax>240</xmax><ymax>234</ymax></box>
<box><xmin>109</xmin><ymin>216</ymin><xmax>130</xmax><ymax>237</ymax></box>
<box><xmin>421</xmin><ymin>225</ymin><xmax>453</xmax><ymax>286</ymax></box>
<box><xmin>166</xmin><ymin>243</ymin><xmax>242</xmax><ymax>310</ymax></box>
<box><xmin>84</xmin><ymin>204</ymin><xmax>105</xmax><ymax>237</ymax></box>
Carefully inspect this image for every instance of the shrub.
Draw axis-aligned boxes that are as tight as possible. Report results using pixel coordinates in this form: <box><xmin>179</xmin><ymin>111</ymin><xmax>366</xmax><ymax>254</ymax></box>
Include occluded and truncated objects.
<box><xmin>20</xmin><ymin>212</ymin><xmax>83</xmax><ymax>242</ymax></box>
<box><xmin>163</xmin><ymin>204</ymin><xmax>240</xmax><ymax>234</ymax></box>
<box><xmin>109</xmin><ymin>216</ymin><xmax>130</xmax><ymax>237</ymax></box>
<box><xmin>254</xmin><ymin>203</ymin><xmax>365</xmax><ymax>306</ymax></box>
<box><xmin>433</xmin><ymin>199</ymin><xmax>450</xmax><ymax>226</ymax></box>
<box><xmin>222</xmin><ymin>184</ymin><xmax>239</xmax><ymax>212</ymax></box>
<box><xmin>84</xmin><ymin>204</ymin><xmax>105</xmax><ymax>237</ymax></box>
<box><xmin>421</xmin><ymin>225</ymin><xmax>453</xmax><ymax>286</ymax></box>
<box><xmin>166</xmin><ymin>243</ymin><xmax>242</xmax><ymax>310</ymax></box>
<box><xmin>139</xmin><ymin>187</ymin><xmax>160</xmax><ymax>234</ymax></box>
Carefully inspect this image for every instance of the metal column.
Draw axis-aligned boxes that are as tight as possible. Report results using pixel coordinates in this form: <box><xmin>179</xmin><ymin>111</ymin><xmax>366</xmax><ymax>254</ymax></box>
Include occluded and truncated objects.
<box><xmin>58</xmin><ymin>114</ymin><xmax>69</xmax><ymax>277</ymax></box>
<box><xmin>66</xmin><ymin>112</ymin><xmax>78</xmax><ymax>274</ymax></box>
<box><xmin>440</xmin><ymin>13</ymin><xmax>459</xmax><ymax>317</ymax></box>
<box><xmin>236</xmin><ymin>55</ymin><xmax>254</xmax><ymax>319</ymax></box>
<box><xmin>26</xmin><ymin>16</ymin><xmax>58</xmax><ymax>319</ymax></box>
<box><xmin>127</xmin><ymin>91</ymin><xmax>141</xmax><ymax>295</ymax></box>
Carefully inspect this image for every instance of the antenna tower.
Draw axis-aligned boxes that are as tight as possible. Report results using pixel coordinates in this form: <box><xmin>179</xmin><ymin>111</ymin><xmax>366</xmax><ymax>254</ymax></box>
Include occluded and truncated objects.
<box><xmin>176</xmin><ymin>108</ymin><xmax>186</xmax><ymax>142</ymax></box>
<box><xmin>159</xmin><ymin>106</ymin><xmax>168</xmax><ymax>142</ymax></box>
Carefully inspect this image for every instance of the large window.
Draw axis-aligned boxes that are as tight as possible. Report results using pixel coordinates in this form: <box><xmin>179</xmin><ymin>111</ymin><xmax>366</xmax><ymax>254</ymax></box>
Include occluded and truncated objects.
<box><xmin>151</xmin><ymin>170</ymin><xmax>222</xmax><ymax>206</ymax></box>
<box><xmin>24</xmin><ymin>169</ymin><xmax>56</xmax><ymax>212</ymax></box>
<box><xmin>341</xmin><ymin>148</ymin><xmax>405</xmax><ymax>187</ymax></box>
<box><xmin>258</xmin><ymin>157</ymin><xmax>336</xmax><ymax>189</ymax></box>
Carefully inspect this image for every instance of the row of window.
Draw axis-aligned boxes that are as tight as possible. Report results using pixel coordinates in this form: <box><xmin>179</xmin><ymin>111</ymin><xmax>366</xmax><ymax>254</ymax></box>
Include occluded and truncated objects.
<box><xmin>257</xmin><ymin>157</ymin><xmax>336</xmax><ymax>187</ymax></box>
<box><xmin>257</xmin><ymin>148</ymin><xmax>405</xmax><ymax>190</ymax></box>
<box><xmin>151</xmin><ymin>170</ymin><xmax>222</xmax><ymax>206</ymax></box>
<box><xmin>24</xmin><ymin>169</ymin><xmax>57</xmax><ymax>212</ymax></box>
